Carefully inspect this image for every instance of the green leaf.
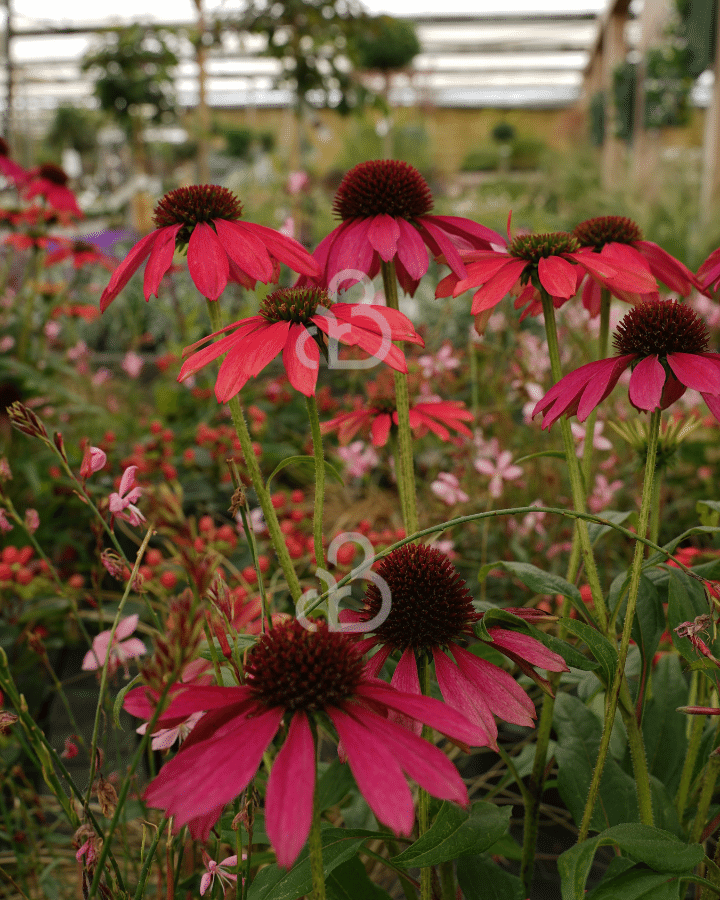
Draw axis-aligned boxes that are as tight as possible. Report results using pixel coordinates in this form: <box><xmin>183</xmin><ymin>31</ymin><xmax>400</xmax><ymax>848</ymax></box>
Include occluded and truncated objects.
<box><xmin>514</xmin><ymin>450</ymin><xmax>566</xmax><ymax>464</ymax></box>
<box><xmin>246</xmin><ymin>827</ymin><xmax>376</xmax><ymax>900</ymax></box>
<box><xmin>472</xmin><ymin>607</ymin><xmax>528</xmax><ymax>642</ymax></box>
<box><xmin>667</xmin><ymin>570</ymin><xmax>717</xmax><ymax>671</ymax></box>
<box><xmin>456</xmin><ymin>854</ymin><xmax>525</xmax><ymax>900</ymax></box>
<box><xmin>586</xmin><ymin>509</ymin><xmax>634</xmax><ymax>546</ymax></box>
<box><xmin>554</xmin><ymin>693</ymin><xmax>639</xmax><ymax>832</ymax></box>
<box><xmin>113</xmin><ymin>674</ymin><xmax>142</xmax><ymax>728</ymax></box>
<box><xmin>528</xmin><ymin>629</ymin><xmax>601</xmax><ymax>672</ymax></box>
<box><xmin>558</xmin><ymin>824</ymin><xmax>703</xmax><ymax>900</ymax></box>
<box><xmin>267</xmin><ymin>455</ymin><xmax>343</xmax><ymax>490</ymax></box>
<box><xmin>325</xmin><ymin>857</ymin><xmax>393</xmax><ymax>900</ymax></box>
<box><xmin>558</xmin><ymin>618</ymin><xmax>618</xmax><ymax>687</ymax></box>
<box><xmin>317</xmin><ymin>758</ymin><xmax>357</xmax><ymax>811</ymax></box>
<box><xmin>391</xmin><ymin>802</ymin><xmax>511</xmax><ymax>868</ymax></box>
<box><xmin>642</xmin><ymin>655</ymin><xmax>689</xmax><ymax>796</ymax></box>
<box><xmin>587</xmin><ymin>868</ymin><xmax>681</xmax><ymax>900</ymax></box>
<box><xmin>697</xmin><ymin>499</ymin><xmax>720</xmax><ymax>527</ymax></box>
<box><xmin>629</xmin><ymin>576</ymin><xmax>664</xmax><ymax>706</ymax></box>
<box><xmin>478</xmin><ymin>561</ymin><xmax>583</xmax><ymax>616</ymax></box>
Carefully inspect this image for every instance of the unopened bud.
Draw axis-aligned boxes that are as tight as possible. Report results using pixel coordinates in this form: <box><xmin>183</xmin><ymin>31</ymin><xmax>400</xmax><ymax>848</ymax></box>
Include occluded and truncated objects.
<box><xmin>0</xmin><ymin>710</ymin><xmax>18</xmax><ymax>735</ymax></box>
<box><xmin>80</xmin><ymin>446</ymin><xmax>107</xmax><ymax>478</ymax></box>
<box><xmin>7</xmin><ymin>402</ymin><xmax>48</xmax><ymax>439</ymax></box>
<box><xmin>53</xmin><ymin>431</ymin><xmax>68</xmax><ymax>462</ymax></box>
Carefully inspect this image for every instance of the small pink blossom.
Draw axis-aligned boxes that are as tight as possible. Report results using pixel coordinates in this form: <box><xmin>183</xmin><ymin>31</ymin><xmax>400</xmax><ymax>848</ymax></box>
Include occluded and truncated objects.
<box><xmin>430</xmin><ymin>472</ymin><xmax>469</xmax><ymax>505</ymax></box>
<box><xmin>24</xmin><ymin>509</ymin><xmax>39</xmax><ymax>533</ymax></box>
<box><xmin>67</xmin><ymin>340</ymin><xmax>88</xmax><ymax>362</ymax></box>
<box><xmin>418</xmin><ymin>342</ymin><xmax>460</xmax><ymax>379</ymax></box>
<box><xmin>200</xmin><ymin>851</ymin><xmax>239</xmax><ymax>896</ymax></box>
<box><xmin>108</xmin><ymin>466</ymin><xmax>145</xmax><ymax>526</ymax></box>
<box><xmin>337</xmin><ymin>441</ymin><xmax>379</xmax><ymax>478</ymax></box>
<box><xmin>279</xmin><ymin>216</ymin><xmax>295</xmax><ymax>238</ymax></box>
<box><xmin>61</xmin><ymin>736</ymin><xmax>79</xmax><ymax>759</ymax></box>
<box><xmin>0</xmin><ymin>510</ymin><xmax>12</xmax><ymax>533</ymax></box>
<box><xmin>81</xmin><ymin>613</ymin><xmax>147</xmax><ymax>677</ymax></box>
<box><xmin>570</xmin><ymin>421</ymin><xmax>612</xmax><ymax>457</ymax></box>
<box><xmin>92</xmin><ymin>367</ymin><xmax>112</xmax><ymax>386</ymax></box>
<box><xmin>588</xmin><ymin>474</ymin><xmax>623</xmax><ymax>513</ymax></box>
<box><xmin>44</xmin><ymin>321</ymin><xmax>61</xmax><ymax>341</ymax></box>
<box><xmin>511</xmin><ymin>499</ymin><xmax>547</xmax><ymax>538</ymax></box>
<box><xmin>121</xmin><ymin>351</ymin><xmax>144</xmax><ymax>379</ymax></box>
<box><xmin>80</xmin><ymin>446</ymin><xmax>107</xmax><ymax>478</ymax></box>
<box><xmin>287</xmin><ymin>171</ymin><xmax>309</xmax><ymax>195</ymax></box>
<box><xmin>474</xmin><ymin>451</ymin><xmax>523</xmax><ymax>499</ymax></box>
<box><xmin>0</xmin><ymin>335</ymin><xmax>15</xmax><ymax>352</ymax></box>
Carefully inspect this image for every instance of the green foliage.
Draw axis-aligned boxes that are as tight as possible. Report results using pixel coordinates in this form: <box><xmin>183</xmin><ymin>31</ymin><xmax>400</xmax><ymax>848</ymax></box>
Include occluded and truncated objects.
<box><xmin>491</xmin><ymin>121</ymin><xmax>516</xmax><ymax>144</ymax></box>
<box><xmin>674</xmin><ymin>0</ymin><xmax>717</xmax><ymax>77</ymax></box>
<box><xmin>612</xmin><ymin>61</ymin><xmax>636</xmax><ymax>140</ymax></box>
<box><xmin>44</xmin><ymin>105</ymin><xmax>104</xmax><ymax>157</ymax></box>
<box><xmin>352</xmin><ymin>15</ymin><xmax>420</xmax><ymax>72</ymax></box>
<box><xmin>644</xmin><ymin>45</ymin><xmax>692</xmax><ymax>128</ymax></box>
<box><xmin>589</xmin><ymin>91</ymin><xmax>605</xmax><ymax>146</ymax></box>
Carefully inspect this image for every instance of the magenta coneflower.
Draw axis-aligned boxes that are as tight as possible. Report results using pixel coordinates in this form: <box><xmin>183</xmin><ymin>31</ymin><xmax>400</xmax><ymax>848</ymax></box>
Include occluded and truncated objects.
<box><xmin>572</xmin><ymin>215</ymin><xmax>698</xmax><ymax>315</ymax></box>
<box><xmin>300</xmin><ymin>159</ymin><xmax>503</xmax><ymax>296</ymax></box>
<box><xmin>0</xmin><ymin>137</ymin><xmax>28</xmax><ymax>187</ymax></box>
<box><xmin>436</xmin><ymin>228</ymin><xmax>645</xmax><ymax>318</ymax></box>
<box><xmin>322</xmin><ymin>396</ymin><xmax>473</xmax><ymax>447</ymax></box>
<box><xmin>100</xmin><ymin>185</ymin><xmax>320</xmax><ymax>310</ymax></box>
<box><xmin>124</xmin><ymin>618</ymin><xmax>483</xmax><ymax>866</ymax></box>
<box><xmin>178</xmin><ymin>286</ymin><xmax>423</xmax><ymax>400</ymax></box>
<box><xmin>698</xmin><ymin>246</ymin><xmax>720</xmax><ymax>297</ymax></box>
<box><xmin>45</xmin><ymin>237</ymin><xmax>117</xmax><ymax>272</ymax></box>
<box><xmin>533</xmin><ymin>299</ymin><xmax>720</xmax><ymax>429</ymax></box>
<box><xmin>342</xmin><ymin>544</ymin><xmax>568</xmax><ymax>749</ymax></box>
<box><xmin>24</xmin><ymin>163</ymin><xmax>82</xmax><ymax>218</ymax></box>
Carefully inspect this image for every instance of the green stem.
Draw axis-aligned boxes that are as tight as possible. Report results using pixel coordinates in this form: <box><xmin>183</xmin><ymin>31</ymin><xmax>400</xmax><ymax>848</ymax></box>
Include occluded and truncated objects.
<box><xmin>619</xmin><ymin>704</ymin><xmax>654</xmax><ymax>824</ymax></box>
<box><xmin>676</xmin><ymin>673</ymin><xmax>705</xmax><ymax>822</ymax></box>
<box><xmin>520</xmin><ymin>684</ymin><xmax>555</xmax><ymax>894</ymax></box>
<box><xmin>692</xmin><ymin>755</ymin><xmax>720</xmax><ymax>844</ymax></box>
<box><xmin>649</xmin><ymin>467</ymin><xmax>663</xmax><ymax>548</ymax></box>
<box><xmin>306</xmin><ymin>395</ymin><xmax>325</xmax><ymax>570</ymax></box>
<box><xmin>308</xmin><ymin>728</ymin><xmax>325</xmax><ymax>900</ymax></box>
<box><xmin>380</xmin><ymin>261</ymin><xmax>419</xmax><ymax>536</ymax></box>
<box><xmin>578</xmin><ymin>408</ymin><xmax>661</xmax><ymax>842</ymax></box>
<box><xmin>206</xmin><ymin>299</ymin><xmax>302</xmax><ymax>602</ymax></box>
<box><xmin>418</xmin><ymin>654</ymin><xmax>432</xmax><ymax>900</ymax></box>
<box><xmin>580</xmin><ymin>289</ymin><xmax>611</xmax><ymax>490</ymax></box>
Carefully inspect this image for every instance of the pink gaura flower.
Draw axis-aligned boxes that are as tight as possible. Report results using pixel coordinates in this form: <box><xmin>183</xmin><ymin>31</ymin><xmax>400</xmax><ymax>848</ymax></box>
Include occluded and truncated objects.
<box><xmin>474</xmin><ymin>450</ymin><xmax>523</xmax><ymax>499</ymax></box>
<box><xmin>200</xmin><ymin>851</ymin><xmax>239</xmax><ymax>896</ymax></box>
<box><xmin>178</xmin><ymin>287</ymin><xmax>423</xmax><ymax>401</ymax></box>
<box><xmin>589</xmin><ymin>474</ymin><xmax>624</xmax><ymax>513</ymax></box>
<box><xmin>108</xmin><ymin>466</ymin><xmax>145</xmax><ymax>526</ymax></box>
<box><xmin>23</xmin><ymin>163</ymin><xmax>82</xmax><ymax>218</ymax></box>
<box><xmin>342</xmin><ymin>544</ymin><xmax>568</xmax><ymax>750</ymax></box>
<box><xmin>100</xmin><ymin>185</ymin><xmax>320</xmax><ymax>310</ymax></box>
<box><xmin>533</xmin><ymin>300</ymin><xmax>720</xmax><ymax>429</ymax></box>
<box><xmin>300</xmin><ymin>159</ymin><xmax>503</xmax><ymax>296</ymax></box>
<box><xmin>82</xmin><ymin>613</ymin><xmax>147</xmax><ymax>677</ymax></box>
<box><xmin>430</xmin><ymin>472</ymin><xmax>469</xmax><ymax>505</ymax></box>
<box><xmin>337</xmin><ymin>440</ymin><xmax>380</xmax><ymax>478</ymax></box>
<box><xmin>418</xmin><ymin>342</ymin><xmax>461</xmax><ymax>379</ymax></box>
<box><xmin>124</xmin><ymin>618</ymin><xmax>482</xmax><ymax>866</ymax></box>
<box><xmin>80</xmin><ymin>446</ymin><xmax>107</xmax><ymax>478</ymax></box>
<box><xmin>436</xmin><ymin>225</ymin><xmax>650</xmax><ymax>318</ymax></box>
<box><xmin>572</xmin><ymin>215</ymin><xmax>698</xmax><ymax>314</ymax></box>
<box><xmin>136</xmin><ymin>659</ymin><xmax>213</xmax><ymax>751</ymax></box>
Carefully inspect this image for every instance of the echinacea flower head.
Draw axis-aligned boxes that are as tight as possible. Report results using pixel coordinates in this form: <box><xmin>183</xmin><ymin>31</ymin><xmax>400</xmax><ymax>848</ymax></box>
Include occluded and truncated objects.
<box><xmin>437</xmin><ymin>228</ymin><xmax>632</xmax><ymax>319</ymax></box>
<box><xmin>344</xmin><ymin>544</ymin><xmax>568</xmax><ymax>749</ymax></box>
<box><xmin>82</xmin><ymin>613</ymin><xmax>147</xmax><ymax>678</ymax></box>
<box><xmin>24</xmin><ymin>163</ymin><xmax>82</xmax><ymax>218</ymax></box>
<box><xmin>301</xmin><ymin>159</ymin><xmax>503</xmax><ymax>295</ymax></box>
<box><xmin>572</xmin><ymin>215</ymin><xmax>697</xmax><ymax>314</ymax></box>
<box><xmin>124</xmin><ymin>618</ymin><xmax>483</xmax><ymax>866</ymax></box>
<box><xmin>100</xmin><ymin>185</ymin><xmax>320</xmax><ymax>311</ymax></box>
<box><xmin>533</xmin><ymin>299</ymin><xmax>720</xmax><ymax>429</ymax></box>
<box><xmin>178</xmin><ymin>286</ymin><xmax>423</xmax><ymax>400</ymax></box>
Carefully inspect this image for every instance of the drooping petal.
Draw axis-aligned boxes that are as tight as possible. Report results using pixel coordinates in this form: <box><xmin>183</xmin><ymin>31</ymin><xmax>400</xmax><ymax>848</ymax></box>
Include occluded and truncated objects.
<box><xmin>242</xmin><ymin>220</ymin><xmax>321</xmax><ymax>278</ymax></box>
<box><xmin>124</xmin><ymin>683</ymin><xmax>252</xmax><ymax>727</ymax></box>
<box><xmin>667</xmin><ymin>352</ymin><xmax>720</xmax><ymax>396</ymax></box>
<box><xmin>188</xmin><ymin>223</ymin><xmax>230</xmax><ymax>301</ymax></box>
<box><xmin>100</xmin><ymin>230</ymin><xmax>159</xmax><ymax>311</ymax></box>
<box><xmin>143</xmin><ymin>706</ymin><xmax>283</xmax><ymax>828</ymax></box>
<box><xmin>636</xmin><ymin>240</ymin><xmax>696</xmax><ymax>295</ymax></box>
<box><xmin>215</xmin><ymin>321</ymin><xmax>291</xmax><ymax>402</ymax></box>
<box><xmin>424</xmin><ymin>215</ymin><xmax>504</xmax><ymax>250</ymax></box>
<box><xmin>178</xmin><ymin>319</ymin><xmax>266</xmax><ymax>382</ymax></box>
<box><xmin>575</xmin><ymin>355</ymin><xmax>635</xmax><ymax>421</ymax></box>
<box><xmin>329</xmin><ymin>707</ymin><xmax>415</xmax><ymax>835</ymax></box>
<box><xmin>537</xmin><ymin>255</ymin><xmax>579</xmax><ymax>299</ymax></box>
<box><xmin>433</xmin><ymin>648</ymin><xmax>497</xmax><ymax>748</ymax></box>
<box><xmin>628</xmin><ymin>354</ymin><xmax>665</xmax><ymax>410</ymax></box>
<box><xmin>470</xmin><ymin>259</ymin><xmax>528</xmax><ymax>314</ymax></box>
<box><xmin>487</xmin><ymin>628</ymin><xmax>567</xmax><ymax>671</ymax></box>
<box><xmin>596</xmin><ymin>243</ymin><xmax>657</xmax><ymax>293</ymax></box>
<box><xmin>283</xmin><ymin>323</ymin><xmax>319</xmax><ymax>396</ymax></box>
<box><xmin>326</xmin><ymin>219</ymin><xmax>375</xmax><ymax>284</ymax></box>
<box><xmin>407</xmin><ymin>408</ymin><xmax>449</xmax><ymax>441</ymax></box>
<box><xmin>389</xmin><ymin>648</ymin><xmax>422</xmax><ymax>736</ymax></box>
<box><xmin>370</xmin><ymin>412</ymin><xmax>392</xmax><ymax>447</ymax></box>
<box><xmin>367</xmin><ymin>214</ymin><xmax>401</xmax><ymax>261</ymax></box>
<box><xmin>265</xmin><ymin>712</ymin><xmax>315</xmax><ymax>868</ymax></box>
<box><xmin>698</xmin><ymin>247</ymin><xmax>720</xmax><ymax>293</ymax></box>
<box><xmin>702</xmin><ymin>392</ymin><xmax>720</xmax><ymax>422</ymax></box>
<box><xmin>144</xmin><ymin>225</ymin><xmax>181</xmax><ymax>301</ymax></box>
<box><xmin>415</xmin><ymin>217</ymin><xmax>466</xmax><ymax>278</ymax></box>
<box><xmin>213</xmin><ymin>219</ymin><xmax>274</xmax><ymax>282</ymax></box>
<box><xmin>394</xmin><ymin>217</ymin><xmax>429</xmax><ymax>280</ymax></box>
<box><xmin>450</xmin><ymin>645</ymin><xmax>536</xmax><ymax>727</ymax></box>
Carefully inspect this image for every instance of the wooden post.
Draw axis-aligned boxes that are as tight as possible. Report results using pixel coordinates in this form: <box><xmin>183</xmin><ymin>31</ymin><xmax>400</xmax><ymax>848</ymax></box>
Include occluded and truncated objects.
<box><xmin>193</xmin><ymin>0</ymin><xmax>211</xmax><ymax>184</ymax></box>
<box><xmin>601</xmin><ymin>5</ymin><xmax>629</xmax><ymax>189</ymax></box>
<box><xmin>700</xmin><ymin>0</ymin><xmax>720</xmax><ymax>225</ymax></box>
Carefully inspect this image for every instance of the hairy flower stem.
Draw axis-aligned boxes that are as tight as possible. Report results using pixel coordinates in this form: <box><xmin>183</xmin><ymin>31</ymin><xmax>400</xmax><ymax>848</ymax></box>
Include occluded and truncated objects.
<box><xmin>380</xmin><ymin>261</ymin><xmax>419</xmax><ymax>536</ymax></box>
<box><xmin>309</xmin><ymin>729</ymin><xmax>326</xmax><ymax>900</ymax></box>
<box><xmin>692</xmin><ymin>754</ymin><xmax>720</xmax><ymax>844</ymax></box>
<box><xmin>418</xmin><ymin>654</ymin><xmax>433</xmax><ymax>900</ymax></box>
<box><xmin>306</xmin><ymin>395</ymin><xmax>325</xmax><ymax>569</ymax></box>
<box><xmin>206</xmin><ymin>300</ymin><xmax>302</xmax><ymax>602</ymax></box>
<box><xmin>677</xmin><ymin>673</ymin><xmax>705</xmax><ymax>821</ymax></box>
<box><xmin>578</xmin><ymin>408</ymin><xmax>661</xmax><ymax>842</ymax></box>
<box><xmin>580</xmin><ymin>288</ymin><xmax>611</xmax><ymax>489</ymax></box>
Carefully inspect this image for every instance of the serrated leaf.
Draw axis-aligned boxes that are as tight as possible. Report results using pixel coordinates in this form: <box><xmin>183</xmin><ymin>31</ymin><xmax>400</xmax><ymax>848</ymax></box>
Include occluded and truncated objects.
<box><xmin>558</xmin><ymin>824</ymin><xmax>703</xmax><ymax>900</ymax></box>
<box><xmin>267</xmin><ymin>455</ymin><xmax>343</xmax><ymax>489</ymax></box>
<box><xmin>391</xmin><ymin>802</ymin><xmax>510</xmax><ymax>868</ymax></box>
<box><xmin>558</xmin><ymin>618</ymin><xmax>617</xmax><ymax>687</ymax></box>
<box><xmin>456</xmin><ymin>854</ymin><xmax>524</xmax><ymax>900</ymax></box>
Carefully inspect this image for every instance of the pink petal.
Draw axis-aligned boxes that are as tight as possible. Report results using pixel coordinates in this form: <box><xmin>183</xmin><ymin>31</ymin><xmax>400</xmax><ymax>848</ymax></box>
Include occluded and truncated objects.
<box><xmin>370</xmin><ymin>413</ymin><xmax>392</xmax><ymax>447</ymax></box>
<box><xmin>178</xmin><ymin>319</ymin><xmax>265</xmax><ymax>381</ymax></box>
<box><xmin>487</xmin><ymin>629</ymin><xmax>567</xmax><ymax>671</ymax></box>
<box><xmin>328</xmin><ymin>707</ymin><xmax>416</xmax><ymax>835</ymax></box>
<box><xmin>123</xmin><ymin>683</ymin><xmax>252</xmax><ymax>725</ymax></box>
<box><xmin>215</xmin><ymin>322</ymin><xmax>290</xmax><ymax>402</ymax></box>
<box><xmin>451</xmin><ymin>645</ymin><xmax>536</xmax><ymax>727</ymax></box>
<box><xmin>537</xmin><ymin>256</ymin><xmax>579</xmax><ymax>299</ymax></box>
<box><xmin>575</xmin><ymin>356</ymin><xmax>635</xmax><ymax>421</ymax></box>
<box><xmin>366</xmin><ymin>214</ymin><xmax>401</xmax><ymax>262</ymax></box>
<box><xmin>118</xmin><ymin>465</ymin><xmax>139</xmax><ymax>497</ymax></box>
<box><xmin>100</xmin><ymin>230</ymin><xmax>159</xmax><ymax>311</ymax></box>
<box><xmin>667</xmin><ymin>352</ymin><xmax>720</xmax><ymax>395</ymax></box>
<box><xmin>425</xmin><ymin>215</ymin><xmax>504</xmax><ymax>249</ymax></box>
<box><xmin>200</xmin><ymin>872</ymin><xmax>212</xmax><ymax>895</ymax></box>
<box><xmin>117</xmin><ymin>637</ymin><xmax>147</xmax><ymax>660</ymax></box>
<box><xmin>143</xmin><ymin>225</ymin><xmax>181</xmax><ymax>301</ymax></box>
<box><xmin>389</xmin><ymin>648</ymin><xmax>422</xmax><ymax>736</ymax></box>
<box><xmin>265</xmin><ymin>712</ymin><xmax>315</xmax><ymax>868</ymax></box>
<box><xmin>393</xmin><ymin>218</ymin><xmax>429</xmax><ymax>280</ymax></box>
<box><xmin>82</xmin><ymin>644</ymin><xmax>104</xmax><ymax>670</ymax></box>
<box><xmin>186</xmin><ymin>805</ymin><xmax>226</xmax><ymax>842</ymax></box>
<box><xmin>628</xmin><ymin>355</ymin><xmax>665</xmax><ymax>410</ymax></box>
<box><xmin>326</xmin><ymin>219</ymin><xmax>375</xmax><ymax>283</ymax></box>
<box><xmin>416</xmin><ymin>217</ymin><xmax>466</xmax><ymax>278</ymax></box>
<box><xmin>636</xmin><ymin>240</ymin><xmax>696</xmax><ymax>295</ymax></box>
<box><xmin>187</xmin><ymin>223</ymin><xmax>230</xmax><ymax>300</ymax></box>
<box><xmin>115</xmin><ymin>613</ymin><xmax>139</xmax><ymax>642</ymax></box>
<box><xmin>433</xmin><ymin>648</ymin><xmax>497</xmax><ymax>748</ymax></box>
<box><xmin>213</xmin><ymin>219</ymin><xmax>274</xmax><ymax>282</ymax></box>
<box><xmin>407</xmin><ymin>408</ymin><xmax>450</xmax><ymax>441</ymax></box>
<box><xmin>242</xmin><ymin>221</ymin><xmax>321</xmax><ymax>278</ymax></box>
<box><xmin>597</xmin><ymin>243</ymin><xmax>657</xmax><ymax>292</ymax></box>
<box><xmin>346</xmin><ymin>702</ymin><xmax>468</xmax><ymax>807</ymax></box>
<box><xmin>702</xmin><ymin>392</ymin><xmax>720</xmax><ymax>422</ymax></box>
<box><xmin>144</xmin><ymin>707</ymin><xmax>283</xmax><ymax>828</ymax></box>
<box><xmin>469</xmin><ymin>259</ymin><xmax>528</xmax><ymax>313</ymax></box>
<box><xmin>283</xmin><ymin>322</ymin><xmax>319</xmax><ymax>396</ymax></box>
